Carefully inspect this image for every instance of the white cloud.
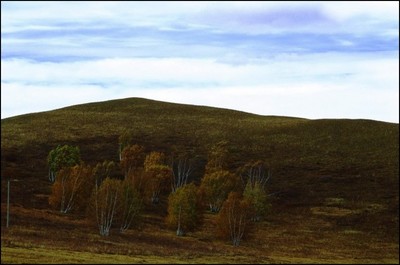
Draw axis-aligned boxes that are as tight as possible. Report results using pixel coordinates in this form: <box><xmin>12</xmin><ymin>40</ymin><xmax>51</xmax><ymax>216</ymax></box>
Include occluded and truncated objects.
<box><xmin>1</xmin><ymin>82</ymin><xmax>116</xmax><ymax>118</ymax></box>
<box><xmin>2</xmin><ymin>51</ymin><xmax>398</xmax><ymax>123</ymax></box>
<box><xmin>3</xmin><ymin>52</ymin><xmax>397</xmax><ymax>88</ymax></box>
<box><xmin>3</xmin><ymin>1</ymin><xmax>398</xmax><ymax>35</ymax></box>
<box><xmin>320</xmin><ymin>1</ymin><xmax>399</xmax><ymax>21</ymax></box>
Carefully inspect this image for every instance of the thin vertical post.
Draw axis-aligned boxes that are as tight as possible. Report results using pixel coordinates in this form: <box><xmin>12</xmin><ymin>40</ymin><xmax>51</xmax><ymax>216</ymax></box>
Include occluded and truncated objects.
<box><xmin>7</xmin><ymin>178</ymin><xmax>10</xmax><ymax>228</ymax></box>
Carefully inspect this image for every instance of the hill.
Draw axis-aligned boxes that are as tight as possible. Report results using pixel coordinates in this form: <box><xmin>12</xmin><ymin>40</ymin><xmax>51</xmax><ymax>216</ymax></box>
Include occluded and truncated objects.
<box><xmin>1</xmin><ymin>97</ymin><xmax>399</xmax><ymax>263</ymax></box>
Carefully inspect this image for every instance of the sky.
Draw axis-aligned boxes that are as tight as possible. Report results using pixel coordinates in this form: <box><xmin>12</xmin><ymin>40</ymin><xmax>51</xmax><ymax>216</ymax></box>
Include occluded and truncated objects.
<box><xmin>1</xmin><ymin>1</ymin><xmax>399</xmax><ymax>123</ymax></box>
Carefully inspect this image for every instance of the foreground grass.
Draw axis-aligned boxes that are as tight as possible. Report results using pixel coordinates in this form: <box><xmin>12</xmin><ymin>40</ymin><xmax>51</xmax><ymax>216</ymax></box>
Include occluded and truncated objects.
<box><xmin>2</xmin><ymin>246</ymin><xmax>257</xmax><ymax>264</ymax></box>
<box><xmin>2</xmin><ymin>246</ymin><xmax>162</xmax><ymax>264</ymax></box>
<box><xmin>2</xmin><ymin>245</ymin><xmax>398</xmax><ymax>264</ymax></box>
<box><xmin>1</xmin><ymin>206</ymin><xmax>398</xmax><ymax>264</ymax></box>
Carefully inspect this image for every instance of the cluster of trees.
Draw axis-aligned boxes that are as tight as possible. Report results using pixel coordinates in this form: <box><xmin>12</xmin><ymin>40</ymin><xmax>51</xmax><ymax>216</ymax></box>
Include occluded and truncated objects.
<box><xmin>199</xmin><ymin>142</ymin><xmax>271</xmax><ymax>246</ymax></box>
<box><xmin>47</xmin><ymin>137</ymin><xmax>271</xmax><ymax>246</ymax></box>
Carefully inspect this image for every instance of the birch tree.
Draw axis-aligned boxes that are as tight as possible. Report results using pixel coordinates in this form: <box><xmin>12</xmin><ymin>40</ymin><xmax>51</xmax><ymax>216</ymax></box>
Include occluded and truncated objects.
<box><xmin>94</xmin><ymin>160</ymin><xmax>116</xmax><ymax>188</ymax></box>
<box><xmin>243</xmin><ymin>182</ymin><xmax>269</xmax><ymax>222</ymax></box>
<box><xmin>49</xmin><ymin>163</ymin><xmax>94</xmax><ymax>213</ymax></box>
<box><xmin>239</xmin><ymin>160</ymin><xmax>271</xmax><ymax>190</ymax></box>
<box><xmin>170</xmin><ymin>155</ymin><xmax>193</xmax><ymax>193</ymax></box>
<box><xmin>199</xmin><ymin>169</ymin><xmax>240</xmax><ymax>212</ymax></box>
<box><xmin>240</xmin><ymin>161</ymin><xmax>271</xmax><ymax>221</ymax></box>
<box><xmin>217</xmin><ymin>192</ymin><xmax>252</xmax><ymax>246</ymax></box>
<box><xmin>47</xmin><ymin>145</ymin><xmax>81</xmax><ymax>182</ymax></box>
<box><xmin>91</xmin><ymin>178</ymin><xmax>120</xmax><ymax>236</ymax></box>
<box><xmin>147</xmin><ymin>165</ymin><xmax>172</xmax><ymax>204</ymax></box>
<box><xmin>144</xmin><ymin>151</ymin><xmax>172</xmax><ymax>203</ymax></box>
<box><xmin>116</xmin><ymin>178</ymin><xmax>142</xmax><ymax>233</ymax></box>
<box><xmin>166</xmin><ymin>183</ymin><xmax>202</xmax><ymax>236</ymax></box>
<box><xmin>120</xmin><ymin>144</ymin><xmax>145</xmax><ymax>178</ymax></box>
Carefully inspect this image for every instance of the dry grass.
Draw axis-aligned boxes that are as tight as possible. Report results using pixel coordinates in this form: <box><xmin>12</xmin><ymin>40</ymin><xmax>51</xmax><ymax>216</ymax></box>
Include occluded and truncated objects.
<box><xmin>3</xmin><ymin>246</ymin><xmax>397</xmax><ymax>264</ymax></box>
<box><xmin>1</xmin><ymin>204</ymin><xmax>398</xmax><ymax>264</ymax></box>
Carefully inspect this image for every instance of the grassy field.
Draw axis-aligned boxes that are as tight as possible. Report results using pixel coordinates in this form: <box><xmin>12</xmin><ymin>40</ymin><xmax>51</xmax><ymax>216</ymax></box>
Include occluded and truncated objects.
<box><xmin>1</xmin><ymin>206</ymin><xmax>398</xmax><ymax>264</ymax></box>
<box><xmin>1</xmin><ymin>97</ymin><xmax>399</xmax><ymax>263</ymax></box>
<box><xmin>1</xmin><ymin>205</ymin><xmax>398</xmax><ymax>264</ymax></box>
<box><xmin>2</xmin><ymin>246</ymin><xmax>397</xmax><ymax>264</ymax></box>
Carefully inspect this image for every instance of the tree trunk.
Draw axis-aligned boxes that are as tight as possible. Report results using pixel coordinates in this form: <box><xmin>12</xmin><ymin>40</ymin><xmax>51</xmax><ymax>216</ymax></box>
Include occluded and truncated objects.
<box><xmin>176</xmin><ymin>227</ymin><xmax>185</xmax><ymax>236</ymax></box>
<box><xmin>232</xmin><ymin>237</ymin><xmax>240</xmax><ymax>246</ymax></box>
<box><xmin>151</xmin><ymin>196</ymin><xmax>159</xmax><ymax>204</ymax></box>
<box><xmin>176</xmin><ymin>205</ymin><xmax>185</xmax><ymax>236</ymax></box>
<box><xmin>49</xmin><ymin>170</ymin><xmax>56</xmax><ymax>182</ymax></box>
<box><xmin>209</xmin><ymin>204</ymin><xmax>219</xmax><ymax>213</ymax></box>
<box><xmin>151</xmin><ymin>193</ymin><xmax>159</xmax><ymax>204</ymax></box>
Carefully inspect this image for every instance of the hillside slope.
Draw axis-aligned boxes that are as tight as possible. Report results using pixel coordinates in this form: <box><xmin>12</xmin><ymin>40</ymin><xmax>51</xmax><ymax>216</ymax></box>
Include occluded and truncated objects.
<box><xmin>1</xmin><ymin>97</ymin><xmax>399</xmax><ymax>241</ymax></box>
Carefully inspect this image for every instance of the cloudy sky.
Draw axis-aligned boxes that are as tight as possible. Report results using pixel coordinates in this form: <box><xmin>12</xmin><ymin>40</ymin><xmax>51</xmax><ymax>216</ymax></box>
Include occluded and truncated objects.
<box><xmin>1</xmin><ymin>1</ymin><xmax>399</xmax><ymax>122</ymax></box>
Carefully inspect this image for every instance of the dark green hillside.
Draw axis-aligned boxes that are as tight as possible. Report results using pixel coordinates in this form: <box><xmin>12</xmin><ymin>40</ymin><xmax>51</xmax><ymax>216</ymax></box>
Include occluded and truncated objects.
<box><xmin>1</xmin><ymin>97</ymin><xmax>399</xmax><ymax>238</ymax></box>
